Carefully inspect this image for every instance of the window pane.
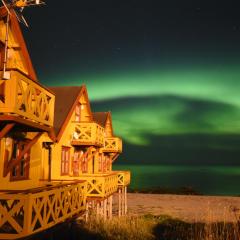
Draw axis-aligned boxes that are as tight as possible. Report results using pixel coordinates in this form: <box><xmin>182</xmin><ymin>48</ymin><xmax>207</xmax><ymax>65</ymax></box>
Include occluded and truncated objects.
<box><xmin>20</xmin><ymin>159</ymin><xmax>24</xmax><ymax>176</ymax></box>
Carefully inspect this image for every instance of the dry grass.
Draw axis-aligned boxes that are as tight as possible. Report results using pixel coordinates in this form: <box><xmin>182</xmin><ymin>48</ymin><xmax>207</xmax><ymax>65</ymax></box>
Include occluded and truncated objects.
<box><xmin>28</xmin><ymin>213</ymin><xmax>240</xmax><ymax>240</ymax></box>
<box><xmin>151</xmin><ymin>215</ymin><xmax>240</xmax><ymax>240</ymax></box>
<box><xmin>75</xmin><ymin>214</ymin><xmax>240</xmax><ymax>240</ymax></box>
<box><xmin>77</xmin><ymin>215</ymin><xmax>156</xmax><ymax>240</ymax></box>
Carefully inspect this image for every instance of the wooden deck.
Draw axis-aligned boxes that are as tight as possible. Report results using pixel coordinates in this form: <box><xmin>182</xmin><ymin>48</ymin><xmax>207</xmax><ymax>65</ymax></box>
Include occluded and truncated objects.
<box><xmin>0</xmin><ymin>71</ymin><xmax>55</xmax><ymax>128</ymax></box>
<box><xmin>0</xmin><ymin>181</ymin><xmax>86</xmax><ymax>239</ymax></box>
<box><xmin>102</xmin><ymin>137</ymin><xmax>122</xmax><ymax>153</ymax></box>
<box><xmin>71</xmin><ymin>122</ymin><xmax>104</xmax><ymax>147</ymax></box>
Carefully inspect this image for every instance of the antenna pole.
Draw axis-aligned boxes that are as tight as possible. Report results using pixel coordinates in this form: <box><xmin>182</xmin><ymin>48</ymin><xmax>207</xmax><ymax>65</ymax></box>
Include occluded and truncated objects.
<box><xmin>3</xmin><ymin>13</ymin><xmax>10</xmax><ymax>77</ymax></box>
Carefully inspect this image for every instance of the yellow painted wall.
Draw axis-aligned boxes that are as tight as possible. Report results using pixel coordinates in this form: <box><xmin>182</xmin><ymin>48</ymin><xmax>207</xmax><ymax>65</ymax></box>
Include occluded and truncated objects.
<box><xmin>44</xmin><ymin>96</ymin><xmax>114</xmax><ymax>180</ymax></box>
<box><xmin>0</xmin><ymin>87</ymin><xmax>119</xmax><ymax>190</ymax></box>
<box><xmin>0</xmin><ymin>133</ymin><xmax>46</xmax><ymax>190</ymax></box>
<box><xmin>49</xmin><ymin>96</ymin><xmax>95</xmax><ymax>180</ymax></box>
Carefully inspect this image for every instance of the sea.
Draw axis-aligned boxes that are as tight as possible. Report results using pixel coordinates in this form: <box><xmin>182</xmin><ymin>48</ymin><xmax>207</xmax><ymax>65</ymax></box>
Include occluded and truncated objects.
<box><xmin>113</xmin><ymin>164</ymin><xmax>240</xmax><ymax>196</ymax></box>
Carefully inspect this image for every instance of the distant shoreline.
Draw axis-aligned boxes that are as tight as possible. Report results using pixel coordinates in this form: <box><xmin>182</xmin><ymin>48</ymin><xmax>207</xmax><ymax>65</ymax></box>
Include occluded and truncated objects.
<box><xmin>128</xmin><ymin>186</ymin><xmax>202</xmax><ymax>195</ymax></box>
<box><xmin>113</xmin><ymin>164</ymin><xmax>240</xmax><ymax>196</ymax></box>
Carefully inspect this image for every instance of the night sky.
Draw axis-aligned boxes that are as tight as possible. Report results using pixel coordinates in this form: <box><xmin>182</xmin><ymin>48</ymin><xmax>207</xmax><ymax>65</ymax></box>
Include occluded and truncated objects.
<box><xmin>21</xmin><ymin>0</ymin><xmax>240</xmax><ymax>166</ymax></box>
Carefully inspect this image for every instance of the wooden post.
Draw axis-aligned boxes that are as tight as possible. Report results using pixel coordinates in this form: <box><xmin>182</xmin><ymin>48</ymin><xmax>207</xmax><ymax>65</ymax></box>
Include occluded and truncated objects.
<box><xmin>118</xmin><ymin>188</ymin><xmax>121</xmax><ymax>217</ymax></box>
<box><xmin>124</xmin><ymin>186</ymin><xmax>127</xmax><ymax>215</ymax></box>
<box><xmin>96</xmin><ymin>201</ymin><xmax>100</xmax><ymax>220</ymax></box>
<box><xmin>109</xmin><ymin>195</ymin><xmax>113</xmax><ymax>219</ymax></box>
<box><xmin>121</xmin><ymin>188</ymin><xmax>124</xmax><ymax>216</ymax></box>
<box><xmin>0</xmin><ymin>123</ymin><xmax>15</xmax><ymax>139</ymax></box>
<box><xmin>23</xmin><ymin>194</ymin><xmax>33</xmax><ymax>235</ymax></box>
<box><xmin>103</xmin><ymin>198</ymin><xmax>107</xmax><ymax>221</ymax></box>
<box><xmin>100</xmin><ymin>200</ymin><xmax>103</xmax><ymax>217</ymax></box>
<box><xmin>85</xmin><ymin>202</ymin><xmax>89</xmax><ymax>222</ymax></box>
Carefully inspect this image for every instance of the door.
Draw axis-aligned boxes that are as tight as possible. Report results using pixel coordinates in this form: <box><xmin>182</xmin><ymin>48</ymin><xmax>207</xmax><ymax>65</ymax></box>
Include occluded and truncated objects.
<box><xmin>72</xmin><ymin>150</ymin><xmax>82</xmax><ymax>176</ymax></box>
<box><xmin>61</xmin><ymin>146</ymin><xmax>70</xmax><ymax>175</ymax></box>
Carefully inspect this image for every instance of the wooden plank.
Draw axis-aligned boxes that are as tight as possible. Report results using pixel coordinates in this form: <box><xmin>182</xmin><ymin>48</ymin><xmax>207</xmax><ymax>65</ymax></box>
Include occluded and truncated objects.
<box><xmin>0</xmin><ymin>115</ymin><xmax>52</xmax><ymax>132</ymax></box>
<box><xmin>0</xmin><ymin>123</ymin><xmax>15</xmax><ymax>138</ymax></box>
<box><xmin>111</xmin><ymin>153</ymin><xmax>120</xmax><ymax>163</ymax></box>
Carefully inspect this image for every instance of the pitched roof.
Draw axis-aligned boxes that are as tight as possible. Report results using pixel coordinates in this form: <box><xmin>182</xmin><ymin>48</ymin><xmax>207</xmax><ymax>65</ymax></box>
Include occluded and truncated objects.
<box><xmin>48</xmin><ymin>86</ymin><xmax>83</xmax><ymax>137</ymax></box>
<box><xmin>93</xmin><ymin>112</ymin><xmax>109</xmax><ymax>127</ymax></box>
<box><xmin>0</xmin><ymin>7</ymin><xmax>37</xmax><ymax>81</ymax></box>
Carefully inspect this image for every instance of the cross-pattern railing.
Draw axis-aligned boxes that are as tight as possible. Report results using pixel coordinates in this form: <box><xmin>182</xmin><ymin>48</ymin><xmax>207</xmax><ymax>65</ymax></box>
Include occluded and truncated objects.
<box><xmin>102</xmin><ymin>137</ymin><xmax>122</xmax><ymax>153</ymax></box>
<box><xmin>115</xmin><ymin>171</ymin><xmax>131</xmax><ymax>186</ymax></box>
<box><xmin>80</xmin><ymin>173</ymin><xmax>118</xmax><ymax>198</ymax></box>
<box><xmin>71</xmin><ymin>122</ymin><xmax>104</xmax><ymax>147</ymax></box>
<box><xmin>0</xmin><ymin>71</ymin><xmax>55</xmax><ymax>127</ymax></box>
<box><xmin>0</xmin><ymin>181</ymin><xmax>86</xmax><ymax>239</ymax></box>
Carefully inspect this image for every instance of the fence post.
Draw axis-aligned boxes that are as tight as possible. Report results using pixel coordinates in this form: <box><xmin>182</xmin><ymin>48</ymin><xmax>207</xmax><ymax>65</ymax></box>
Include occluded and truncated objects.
<box><xmin>23</xmin><ymin>193</ymin><xmax>33</xmax><ymax>236</ymax></box>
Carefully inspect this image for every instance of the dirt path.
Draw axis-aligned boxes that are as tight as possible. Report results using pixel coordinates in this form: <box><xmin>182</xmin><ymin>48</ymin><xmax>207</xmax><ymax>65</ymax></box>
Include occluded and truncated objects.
<box><xmin>115</xmin><ymin>193</ymin><xmax>240</xmax><ymax>222</ymax></box>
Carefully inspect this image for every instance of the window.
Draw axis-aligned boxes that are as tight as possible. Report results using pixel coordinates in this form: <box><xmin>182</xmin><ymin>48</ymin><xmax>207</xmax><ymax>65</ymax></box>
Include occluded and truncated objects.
<box><xmin>72</xmin><ymin>150</ymin><xmax>82</xmax><ymax>176</ymax></box>
<box><xmin>10</xmin><ymin>140</ymin><xmax>30</xmax><ymax>181</ymax></box>
<box><xmin>81</xmin><ymin>152</ymin><xmax>88</xmax><ymax>174</ymax></box>
<box><xmin>98</xmin><ymin>155</ymin><xmax>102</xmax><ymax>172</ymax></box>
<box><xmin>75</xmin><ymin>103</ymin><xmax>81</xmax><ymax>122</ymax></box>
<box><xmin>61</xmin><ymin>146</ymin><xmax>70</xmax><ymax>175</ymax></box>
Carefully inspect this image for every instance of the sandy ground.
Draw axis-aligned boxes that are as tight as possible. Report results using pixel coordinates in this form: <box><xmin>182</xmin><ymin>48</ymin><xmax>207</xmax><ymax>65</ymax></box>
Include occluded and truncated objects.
<box><xmin>114</xmin><ymin>193</ymin><xmax>240</xmax><ymax>223</ymax></box>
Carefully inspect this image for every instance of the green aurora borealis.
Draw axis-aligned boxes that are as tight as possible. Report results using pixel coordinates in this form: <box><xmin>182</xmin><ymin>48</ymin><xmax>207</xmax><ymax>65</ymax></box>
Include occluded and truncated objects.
<box><xmin>20</xmin><ymin>0</ymin><xmax>240</xmax><ymax>193</ymax></box>
<box><xmin>43</xmin><ymin>64</ymin><xmax>240</xmax><ymax>150</ymax></box>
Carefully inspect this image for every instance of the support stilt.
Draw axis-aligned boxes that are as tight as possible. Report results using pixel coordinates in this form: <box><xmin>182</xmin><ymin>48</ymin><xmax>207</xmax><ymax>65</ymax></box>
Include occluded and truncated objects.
<box><xmin>118</xmin><ymin>188</ymin><xmax>121</xmax><ymax>217</ymax></box>
<box><xmin>103</xmin><ymin>198</ymin><xmax>107</xmax><ymax>221</ymax></box>
<box><xmin>96</xmin><ymin>201</ymin><xmax>100</xmax><ymax>220</ymax></box>
<box><xmin>124</xmin><ymin>186</ymin><xmax>127</xmax><ymax>215</ymax></box>
<box><xmin>109</xmin><ymin>195</ymin><xmax>113</xmax><ymax>219</ymax></box>
<box><xmin>86</xmin><ymin>202</ymin><xmax>89</xmax><ymax>222</ymax></box>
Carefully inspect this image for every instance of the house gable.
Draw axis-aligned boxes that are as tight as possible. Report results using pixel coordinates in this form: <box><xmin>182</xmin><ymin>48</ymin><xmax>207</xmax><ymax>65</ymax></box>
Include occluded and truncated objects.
<box><xmin>93</xmin><ymin>112</ymin><xmax>113</xmax><ymax>137</ymax></box>
<box><xmin>105</xmin><ymin>112</ymin><xmax>113</xmax><ymax>137</ymax></box>
<box><xmin>49</xmin><ymin>85</ymin><xmax>93</xmax><ymax>142</ymax></box>
<box><xmin>78</xmin><ymin>88</ymin><xmax>92</xmax><ymax>122</ymax></box>
<box><xmin>0</xmin><ymin>7</ymin><xmax>37</xmax><ymax>81</ymax></box>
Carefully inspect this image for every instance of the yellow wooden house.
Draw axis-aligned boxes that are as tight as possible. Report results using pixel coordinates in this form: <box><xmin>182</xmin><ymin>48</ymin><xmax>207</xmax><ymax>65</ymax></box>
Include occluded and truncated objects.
<box><xmin>0</xmin><ymin>4</ymin><xmax>130</xmax><ymax>240</ymax></box>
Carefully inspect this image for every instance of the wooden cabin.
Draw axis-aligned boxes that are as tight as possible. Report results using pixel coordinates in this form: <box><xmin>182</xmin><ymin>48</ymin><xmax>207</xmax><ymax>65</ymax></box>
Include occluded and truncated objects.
<box><xmin>39</xmin><ymin>86</ymin><xmax>130</xmax><ymax>215</ymax></box>
<box><xmin>0</xmin><ymin>6</ymin><xmax>55</xmax><ymax>191</ymax></box>
<box><xmin>0</xmin><ymin>5</ymin><xmax>130</xmax><ymax>240</ymax></box>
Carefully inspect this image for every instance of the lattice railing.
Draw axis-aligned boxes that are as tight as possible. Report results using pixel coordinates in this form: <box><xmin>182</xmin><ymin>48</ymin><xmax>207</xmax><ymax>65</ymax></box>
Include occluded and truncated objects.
<box><xmin>71</xmin><ymin>122</ymin><xmax>104</xmax><ymax>147</ymax></box>
<box><xmin>0</xmin><ymin>71</ymin><xmax>55</xmax><ymax>127</ymax></box>
<box><xmin>0</xmin><ymin>181</ymin><xmax>86</xmax><ymax>239</ymax></box>
<box><xmin>102</xmin><ymin>137</ymin><xmax>122</xmax><ymax>153</ymax></box>
<box><xmin>115</xmin><ymin>171</ymin><xmax>131</xmax><ymax>186</ymax></box>
<box><xmin>80</xmin><ymin>173</ymin><xmax>118</xmax><ymax>198</ymax></box>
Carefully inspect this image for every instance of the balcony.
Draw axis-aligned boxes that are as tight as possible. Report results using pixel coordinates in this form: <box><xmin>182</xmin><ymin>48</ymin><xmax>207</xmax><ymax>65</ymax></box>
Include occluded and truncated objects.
<box><xmin>0</xmin><ymin>181</ymin><xmax>86</xmax><ymax>239</ymax></box>
<box><xmin>0</xmin><ymin>70</ymin><xmax>55</xmax><ymax>129</ymax></box>
<box><xmin>79</xmin><ymin>173</ymin><xmax>118</xmax><ymax>198</ymax></box>
<box><xmin>102</xmin><ymin>137</ymin><xmax>122</xmax><ymax>153</ymax></box>
<box><xmin>71</xmin><ymin>122</ymin><xmax>104</xmax><ymax>147</ymax></box>
<box><xmin>115</xmin><ymin>171</ymin><xmax>131</xmax><ymax>187</ymax></box>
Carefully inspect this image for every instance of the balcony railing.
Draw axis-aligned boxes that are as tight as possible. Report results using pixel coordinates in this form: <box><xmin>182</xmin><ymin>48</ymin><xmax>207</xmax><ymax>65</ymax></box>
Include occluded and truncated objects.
<box><xmin>0</xmin><ymin>71</ymin><xmax>55</xmax><ymax>127</ymax></box>
<box><xmin>71</xmin><ymin>122</ymin><xmax>104</xmax><ymax>147</ymax></box>
<box><xmin>79</xmin><ymin>173</ymin><xmax>118</xmax><ymax>198</ymax></box>
<box><xmin>0</xmin><ymin>181</ymin><xmax>86</xmax><ymax>239</ymax></box>
<box><xmin>115</xmin><ymin>171</ymin><xmax>131</xmax><ymax>187</ymax></box>
<box><xmin>102</xmin><ymin>137</ymin><xmax>122</xmax><ymax>153</ymax></box>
